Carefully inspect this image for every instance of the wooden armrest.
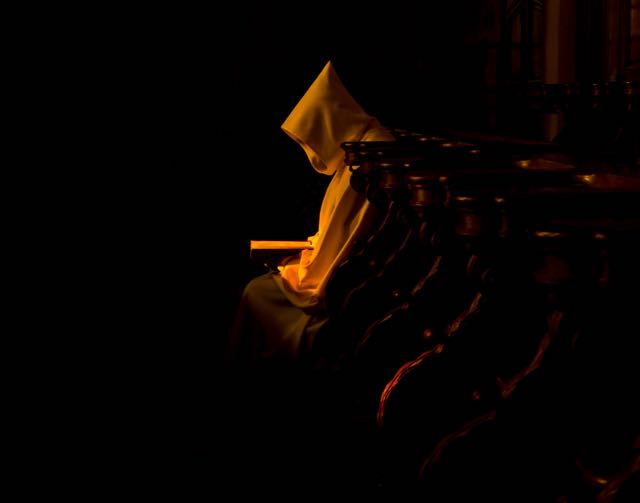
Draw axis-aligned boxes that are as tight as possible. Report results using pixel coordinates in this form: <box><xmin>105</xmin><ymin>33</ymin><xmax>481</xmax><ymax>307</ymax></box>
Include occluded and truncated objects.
<box><xmin>249</xmin><ymin>240</ymin><xmax>314</xmax><ymax>265</ymax></box>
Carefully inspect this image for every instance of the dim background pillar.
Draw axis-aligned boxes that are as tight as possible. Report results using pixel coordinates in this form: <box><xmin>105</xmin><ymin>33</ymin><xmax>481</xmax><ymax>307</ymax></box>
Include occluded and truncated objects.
<box><xmin>543</xmin><ymin>0</ymin><xmax>576</xmax><ymax>141</ymax></box>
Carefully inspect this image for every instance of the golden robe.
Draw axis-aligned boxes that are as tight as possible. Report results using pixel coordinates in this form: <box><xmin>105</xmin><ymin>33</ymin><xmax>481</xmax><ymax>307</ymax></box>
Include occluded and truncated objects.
<box><xmin>227</xmin><ymin>61</ymin><xmax>395</xmax><ymax>367</ymax></box>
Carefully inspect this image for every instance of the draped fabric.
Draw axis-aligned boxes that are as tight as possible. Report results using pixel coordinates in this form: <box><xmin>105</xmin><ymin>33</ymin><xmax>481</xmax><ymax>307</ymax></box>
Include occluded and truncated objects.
<box><xmin>277</xmin><ymin>61</ymin><xmax>395</xmax><ymax>308</ymax></box>
<box><xmin>226</xmin><ymin>61</ymin><xmax>394</xmax><ymax>366</ymax></box>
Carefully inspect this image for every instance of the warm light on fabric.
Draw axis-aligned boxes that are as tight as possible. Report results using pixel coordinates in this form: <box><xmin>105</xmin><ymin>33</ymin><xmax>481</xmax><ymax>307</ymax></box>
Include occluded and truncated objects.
<box><xmin>276</xmin><ymin>61</ymin><xmax>395</xmax><ymax>308</ymax></box>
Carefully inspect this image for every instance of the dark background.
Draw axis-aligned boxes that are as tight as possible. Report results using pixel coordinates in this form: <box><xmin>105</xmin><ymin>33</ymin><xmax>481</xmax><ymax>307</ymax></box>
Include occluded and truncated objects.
<box><xmin>36</xmin><ymin>0</ymin><xmax>638</xmax><ymax>495</ymax></box>
<box><xmin>74</xmin><ymin>1</ymin><xmax>487</xmax><ymax>485</ymax></box>
<box><xmin>61</xmin><ymin>0</ymin><xmax>515</xmax><ymax>493</ymax></box>
<box><xmin>149</xmin><ymin>0</ymin><xmax>489</xmax><ymax>439</ymax></box>
<box><xmin>40</xmin><ymin>0</ymin><xmax>636</xmax><ymax>494</ymax></box>
<box><xmin>137</xmin><ymin>0</ymin><xmax>490</xmax><ymax>340</ymax></box>
<box><xmin>89</xmin><ymin>0</ymin><xmax>489</xmax><ymax>465</ymax></box>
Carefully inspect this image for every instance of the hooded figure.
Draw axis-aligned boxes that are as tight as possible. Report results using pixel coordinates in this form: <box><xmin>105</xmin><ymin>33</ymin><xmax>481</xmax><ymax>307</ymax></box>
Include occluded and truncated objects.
<box><xmin>226</xmin><ymin>61</ymin><xmax>395</xmax><ymax>368</ymax></box>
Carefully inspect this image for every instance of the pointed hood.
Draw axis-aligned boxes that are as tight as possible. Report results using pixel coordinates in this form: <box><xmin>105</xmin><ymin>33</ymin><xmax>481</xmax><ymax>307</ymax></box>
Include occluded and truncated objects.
<box><xmin>281</xmin><ymin>61</ymin><xmax>381</xmax><ymax>175</ymax></box>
